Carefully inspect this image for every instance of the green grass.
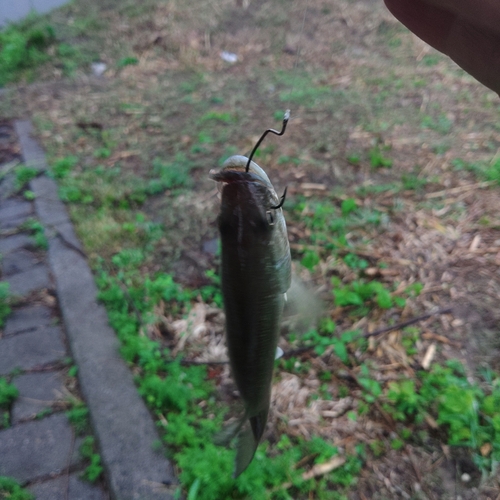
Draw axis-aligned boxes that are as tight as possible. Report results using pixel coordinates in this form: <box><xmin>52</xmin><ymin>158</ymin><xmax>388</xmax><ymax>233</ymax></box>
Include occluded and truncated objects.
<box><xmin>21</xmin><ymin>219</ymin><xmax>48</xmax><ymax>250</ymax></box>
<box><xmin>0</xmin><ymin>18</ymin><xmax>54</xmax><ymax>86</ymax></box>
<box><xmin>0</xmin><ymin>10</ymin><xmax>97</xmax><ymax>86</ymax></box>
<box><xmin>66</xmin><ymin>404</ymin><xmax>90</xmax><ymax>435</ymax></box>
<box><xmin>14</xmin><ymin>165</ymin><xmax>38</xmax><ymax>191</ymax></box>
<box><xmin>385</xmin><ymin>361</ymin><xmax>500</xmax><ymax>473</ymax></box>
<box><xmin>0</xmin><ymin>377</ymin><xmax>18</xmax><ymax>409</ymax></box>
<box><xmin>0</xmin><ymin>477</ymin><xmax>34</xmax><ymax>500</ymax></box>
<box><xmin>0</xmin><ymin>283</ymin><xmax>11</xmax><ymax>327</ymax></box>
<box><xmin>79</xmin><ymin>436</ymin><xmax>103</xmax><ymax>483</ymax></box>
<box><xmin>0</xmin><ymin>376</ymin><xmax>18</xmax><ymax>430</ymax></box>
<box><xmin>452</xmin><ymin>157</ymin><xmax>500</xmax><ymax>184</ymax></box>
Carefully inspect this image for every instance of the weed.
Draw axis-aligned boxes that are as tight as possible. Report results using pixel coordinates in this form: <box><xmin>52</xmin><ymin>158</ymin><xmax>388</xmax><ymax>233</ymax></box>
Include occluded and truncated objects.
<box><xmin>368</xmin><ymin>145</ymin><xmax>393</xmax><ymax>168</ymax></box>
<box><xmin>401</xmin><ymin>173</ymin><xmax>427</xmax><ymax>191</ymax></box>
<box><xmin>0</xmin><ymin>375</ymin><xmax>18</xmax><ymax>429</ymax></box>
<box><xmin>0</xmin><ymin>476</ymin><xmax>34</xmax><ymax>500</ymax></box>
<box><xmin>379</xmin><ymin>359</ymin><xmax>500</xmax><ymax>474</ymax></box>
<box><xmin>356</xmin><ymin>183</ymin><xmax>399</xmax><ymax>196</ymax></box>
<box><xmin>452</xmin><ymin>157</ymin><xmax>500</xmax><ymax>184</ymax></box>
<box><xmin>79</xmin><ymin>436</ymin><xmax>103</xmax><ymax>483</ymax></box>
<box><xmin>421</xmin><ymin>113</ymin><xmax>453</xmax><ymax>134</ymax></box>
<box><xmin>117</xmin><ymin>56</ymin><xmax>138</xmax><ymax>68</ymax></box>
<box><xmin>0</xmin><ymin>377</ymin><xmax>18</xmax><ymax>409</ymax></box>
<box><xmin>200</xmin><ymin>111</ymin><xmax>236</xmax><ymax>124</ymax></box>
<box><xmin>276</xmin><ymin>70</ymin><xmax>334</xmax><ymax>107</ymax></box>
<box><xmin>0</xmin><ymin>18</ymin><xmax>54</xmax><ymax>86</ymax></box>
<box><xmin>420</xmin><ymin>54</ymin><xmax>440</xmax><ymax>67</ymax></box>
<box><xmin>94</xmin><ymin>147</ymin><xmax>111</xmax><ymax>159</ymax></box>
<box><xmin>14</xmin><ymin>165</ymin><xmax>38</xmax><ymax>190</ymax></box>
<box><xmin>50</xmin><ymin>156</ymin><xmax>78</xmax><ymax>179</ymax></box>
<box><xmin>35</xmin><ymin>408</ymin><xmax>53</xmax><ymax>419</ymax></box>
<box><xmin>21</xmin><ymin>219</ymin><xmax>48</xmax><ymax>250</ymax></box>
<box><xmin>0</xmin><ymin>283</ymin><xmax>11</xmax><ymax>328</ymax></box>
<box><xmin>299</xmin><ymin>326</ymin><xmax>357</xmax><ymax>361</ymax></box>
<box><xmin>340</xmin><ymin>198</ymin><xmax>357</xmax><ymax>216</ymax></box>
<box><xmin>346</xmin><ymin>154</ymin><xmax>361</xmax><ymax>165</ymax></box>
<box><xmin>331</xmin><ymin>277</ymin><xmax>405</xmax><ymax>310</ymax></box>
<box><xmin>149</xmin><ymin>154</ymin><xmax>194</xmax><ymax>191</ymax></box>
<box><xmin>300</xmin><ymin>250</ymin><xmax>320</xmax><ymax>270</ymax></box>
<box><xmin>342</xmin><ymin>253</ymin><xmax>368</xmax><ymax>270</ymax></box>
<box><xmin>67</xmin><ymin>404</ymin><xmax>90</xmax><ymax>435</ymax></box>
<box><xmin>198</xmin><ymin>270</ymin><xmax>223</xmax><ymax>308</ymax></box>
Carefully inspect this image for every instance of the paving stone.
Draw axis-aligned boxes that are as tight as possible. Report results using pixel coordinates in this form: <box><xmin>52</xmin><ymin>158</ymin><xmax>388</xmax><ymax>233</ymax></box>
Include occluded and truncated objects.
<box><xmin>0</xmin><ymin>234</ymin><xmax>34</xmax><ymax>254</ymax></box>
<box><xmin>12</xmin><ymin>371</ymin><xmax>66</xmax><ymax>423</ymax></box>
<box><xmin>0</xmin><ymin>175</ymin><xmax>17</xmax><ymax>201</ymax></box>
<box><xmin>4</xmin><ymin>304</ymin><xmax>54</xmax><ymax>336</ymax></box>
<box><xmin>0</xmin><ymin>413</ymin><xmax>74</xmax><ymax>483</ymax></box>
<box><xmin>0</xmin><ymin>198</ymin><xmax>33</xmax><ymax>222</ymax></box>
<box><xmin>1</xmin><ymin>248</ymin><xmax>39</xmax><ymax>276</ymax></box>
<box><xmin>48</xmin><ymin>220</ymin><xmax>84</xmax><ymax>254</ymax></box>
<box><xmin>0</xmin><ymin>326</ymin><xmax>66</xmax><ymax>375</ymax></box>
<box><xmin>0</xmin><ymin>214</ymin><xmax>31</xmax><ymax>231</ymax></box>
<box><xmin>31</xmin><ymin>176</ymin><xmax>69</xmax><ymax>227</ymax></box>
<box><xmin>14</xmin><ymin>120</ymin><xmax>47</xmax><ymax>171</ymax></box>
<box><xmin>28</xmin><ymin>473</ymin><xmax>107</xmax><ymax>500</ymax></box>
<box><xmin>3</xmin><ymin>262</ymin><xmax>50</xmax><ymax>296</ymax></box>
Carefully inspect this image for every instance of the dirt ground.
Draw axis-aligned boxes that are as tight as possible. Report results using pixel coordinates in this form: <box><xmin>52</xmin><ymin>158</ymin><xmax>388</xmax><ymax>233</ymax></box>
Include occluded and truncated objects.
<box><xmin>2</xmin><ymin>0</ymin><xmax>500</xmax><ymax>497</ymax></box>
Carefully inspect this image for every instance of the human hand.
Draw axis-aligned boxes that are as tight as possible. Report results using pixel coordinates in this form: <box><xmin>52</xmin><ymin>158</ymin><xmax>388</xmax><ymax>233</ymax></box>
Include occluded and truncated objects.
<box><xmin>384</xmin><ymin>0</ymin><xmax>500</xmax><ymax>95</ymax></box>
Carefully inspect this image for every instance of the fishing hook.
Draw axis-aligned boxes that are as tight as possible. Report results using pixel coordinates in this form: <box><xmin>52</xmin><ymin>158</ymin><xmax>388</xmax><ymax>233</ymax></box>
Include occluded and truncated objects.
<box><xmin>245</xmin><ymin>110</ymin><xmax>290</xmax><ymax>172</ymax></box>
<box><xmin>270</xmin><ymin>187</ymin><xmax>287</xmax><ymax>210</ymax></box>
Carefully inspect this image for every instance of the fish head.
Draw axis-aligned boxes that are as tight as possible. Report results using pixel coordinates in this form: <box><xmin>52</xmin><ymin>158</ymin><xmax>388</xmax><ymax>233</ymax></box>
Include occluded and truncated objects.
<box><xmin>209</xmin><ymin>155</ymin><xmax>284</xmax><ymax>246</ymax></box>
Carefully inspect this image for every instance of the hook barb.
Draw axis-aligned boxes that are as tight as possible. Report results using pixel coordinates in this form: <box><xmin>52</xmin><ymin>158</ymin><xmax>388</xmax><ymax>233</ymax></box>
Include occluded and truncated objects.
<box><xmin>270</xmin><ymin>187</ymin><xmax>287</xmax><ymax>210</ymax></box>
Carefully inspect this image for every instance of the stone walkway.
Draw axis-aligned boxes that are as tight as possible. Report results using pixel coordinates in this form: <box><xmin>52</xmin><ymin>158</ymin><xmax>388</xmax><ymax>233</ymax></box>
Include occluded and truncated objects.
<box><xmin>0</xmin><ymin>121</ymin><xmax>176</xmax><ymax>499</ymax></box>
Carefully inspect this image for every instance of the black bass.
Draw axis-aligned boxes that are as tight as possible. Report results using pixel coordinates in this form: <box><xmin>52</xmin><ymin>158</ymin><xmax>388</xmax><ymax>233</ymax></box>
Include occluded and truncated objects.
<box><xmin>210</xmin><ymin>152</ymin><xmax>291</xmax><ymax>477</ymax></box>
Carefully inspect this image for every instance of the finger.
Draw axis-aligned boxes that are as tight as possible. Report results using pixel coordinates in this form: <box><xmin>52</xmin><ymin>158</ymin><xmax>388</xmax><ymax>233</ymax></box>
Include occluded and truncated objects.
<box><xmin>383</xmin><ymin>0</ymin><xmax>455</xmax><ymax>51</ymax></box>
<box><xmin>423</xmin><ymin>0</ymin><xmax>500</xmax><ymax>36</ymax></box>
<box><xmin>384</xmin><ymin>0</ymin><xmax>500</xmax><ymax>95</ymax></box>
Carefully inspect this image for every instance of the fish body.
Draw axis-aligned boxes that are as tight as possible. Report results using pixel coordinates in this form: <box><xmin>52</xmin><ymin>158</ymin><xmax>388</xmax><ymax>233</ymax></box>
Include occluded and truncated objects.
<box><xmin>210</xmin><ymin>155</ymin><xmax>291</xmax><ymax>477</ymax></box>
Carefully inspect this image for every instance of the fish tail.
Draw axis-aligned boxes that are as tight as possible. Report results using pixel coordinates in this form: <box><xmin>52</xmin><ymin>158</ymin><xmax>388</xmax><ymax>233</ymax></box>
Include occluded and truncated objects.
<box><xmin>233</xmin><ymin>408</ymin><xmax>269</xmax><ymax>478</ymax></box>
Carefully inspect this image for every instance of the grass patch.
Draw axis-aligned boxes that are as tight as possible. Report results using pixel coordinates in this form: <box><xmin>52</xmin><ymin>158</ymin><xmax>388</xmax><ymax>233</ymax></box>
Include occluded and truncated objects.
<box><xmin>79</xmin><ymin>436</ymin><xmax>103</xmax><ymax>483</ymax></box>
<box><xmin>0</xmin><ymin>477</ymin><xmax>33</xmax><ymax>500</ymax></box>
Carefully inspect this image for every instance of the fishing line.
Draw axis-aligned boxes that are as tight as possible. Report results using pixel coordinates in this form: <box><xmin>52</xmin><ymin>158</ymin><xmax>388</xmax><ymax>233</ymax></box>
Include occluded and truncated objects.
<box><xmin>284</xmin><ymin>0</ymin><xmax>309</xmax><ymax>113</ymax></box>
<box><xmin>244</xmin><ymin>0</ymin><xmax>309</xmax><ymax>172</ymax></box>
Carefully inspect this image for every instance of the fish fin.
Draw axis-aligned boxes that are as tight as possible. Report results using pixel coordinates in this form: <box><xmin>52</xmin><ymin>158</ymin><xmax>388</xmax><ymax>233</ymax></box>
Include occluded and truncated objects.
<box><xmin>233</xmin><ymin>409</ymin><xmax>268</xmax><ymax>478</ymax></box>
<box><xmin>275</xmin><ymin>346</ymin><xmax>284</xmax><ymax>360</ymax></box>
<box><xmin>213</xmin><ymin>416</ymin><xmax>246</xmax><ymax>447</ymax></box>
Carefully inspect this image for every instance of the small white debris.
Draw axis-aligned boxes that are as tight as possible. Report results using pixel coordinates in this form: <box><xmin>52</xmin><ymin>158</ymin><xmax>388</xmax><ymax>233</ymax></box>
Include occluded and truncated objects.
<box><xmin>91</xmin><ymin>62</ymin><xmax>107</xmax><ymax>76</ymax></box>
<box><xmin>220</xmin><ymin>51</ymin><xmax>238</xmax><ymax>63</ymax></box>
<box><xmin>421</xmin><ymin>343</ymin><xmax>436</xmax><ymax>370</ymax></box>
<box><xmin>461</xmin><ymin>473</ymin><xmax>471</xmax><ymax>483</ymax></box>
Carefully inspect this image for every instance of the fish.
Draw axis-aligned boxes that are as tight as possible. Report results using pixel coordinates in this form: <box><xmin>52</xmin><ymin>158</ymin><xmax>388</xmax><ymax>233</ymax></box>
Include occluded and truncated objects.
<box><xmin>209</xmin><ymin>154</ymin><xmax>292</xmax><ymax>477</ymax></box>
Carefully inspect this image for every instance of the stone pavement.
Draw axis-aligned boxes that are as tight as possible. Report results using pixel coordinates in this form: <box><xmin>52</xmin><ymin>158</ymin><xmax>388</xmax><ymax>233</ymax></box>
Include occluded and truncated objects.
<box><xmin>0</xmin><ymin>121</ymin><xmax>176</xmax><ymax>499</ymax></box>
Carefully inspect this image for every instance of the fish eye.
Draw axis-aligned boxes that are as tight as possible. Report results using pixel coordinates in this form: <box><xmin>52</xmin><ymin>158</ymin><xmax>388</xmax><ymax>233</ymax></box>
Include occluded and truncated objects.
<box><xmin>266</xmin><ymin>210</ymin><xmax>275</xmax><ymax>225</ymax></box>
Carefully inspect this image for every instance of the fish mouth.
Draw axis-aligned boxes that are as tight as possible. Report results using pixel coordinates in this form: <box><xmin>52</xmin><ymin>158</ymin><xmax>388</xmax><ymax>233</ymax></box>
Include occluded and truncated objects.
<box><xmin>209</xmin><ymin>155</ymin><xmax>275</xmax><ymax>190</ymax></box>
<box><xmin>209</xmin><ymin>168</ymin><xmax>263</xmax><ymax>185</ymax></box>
